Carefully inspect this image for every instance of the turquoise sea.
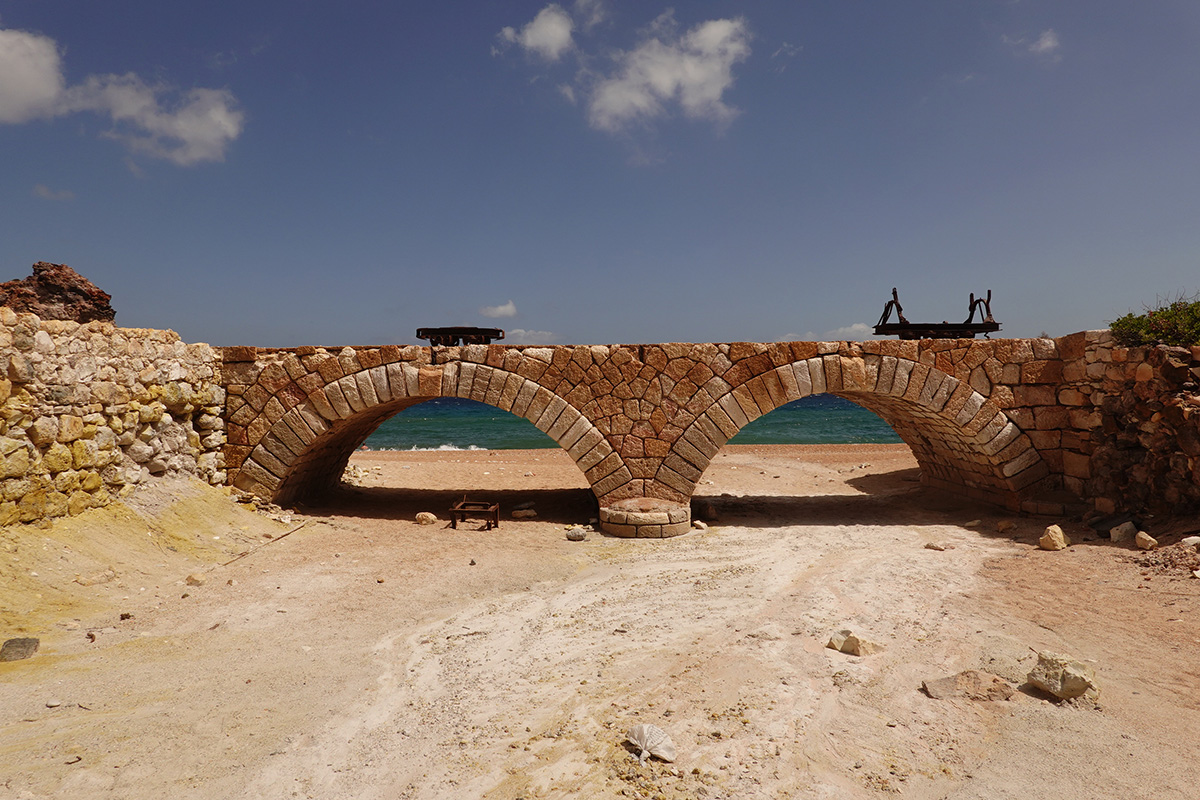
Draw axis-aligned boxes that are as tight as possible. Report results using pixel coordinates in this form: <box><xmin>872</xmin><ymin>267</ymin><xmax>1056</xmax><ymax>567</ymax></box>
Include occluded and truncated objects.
<box><xmin>364</xmin><ymin>395</ymin><xmax>902</xmax><ymax>451</ymax></box>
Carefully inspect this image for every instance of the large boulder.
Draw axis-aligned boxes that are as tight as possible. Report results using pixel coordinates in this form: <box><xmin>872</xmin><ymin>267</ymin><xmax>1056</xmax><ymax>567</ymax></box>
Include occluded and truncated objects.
<box><xmin>0</xmin><ymin>262</ymin><xmax>115</xmax><ymax>322</ymax></box>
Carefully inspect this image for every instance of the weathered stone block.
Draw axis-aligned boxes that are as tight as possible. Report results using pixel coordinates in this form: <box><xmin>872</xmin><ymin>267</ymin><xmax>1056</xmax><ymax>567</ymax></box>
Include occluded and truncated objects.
<box><xmin>42</xmin><ymin>442</ymin><xmax>73</xmax><ymax>472</ymax></box>
<box><xmin>28</xmin><ymin>416</ymin><xmax>58</xmax><ymax>447</ymax></box>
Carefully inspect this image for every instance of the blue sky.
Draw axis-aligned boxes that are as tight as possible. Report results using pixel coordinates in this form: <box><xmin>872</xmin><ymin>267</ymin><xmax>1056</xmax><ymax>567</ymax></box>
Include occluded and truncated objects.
<box><xmin>1</xmin><ymin>1</ymin><xmax>1197</xmax><ymax>347</ymax></box>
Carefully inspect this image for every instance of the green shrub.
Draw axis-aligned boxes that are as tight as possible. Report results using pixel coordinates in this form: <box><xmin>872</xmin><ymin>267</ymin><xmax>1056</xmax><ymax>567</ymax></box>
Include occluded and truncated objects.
<box><xmin>1110</xmin><ymin>293</ymin><xmax>1200</xmax><ymax>347</ymax></box>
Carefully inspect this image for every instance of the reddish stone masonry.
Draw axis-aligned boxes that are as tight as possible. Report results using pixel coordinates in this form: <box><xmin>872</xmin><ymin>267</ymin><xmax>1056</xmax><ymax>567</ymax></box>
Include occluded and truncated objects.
<box><xmin>5</xmin><ymin>321</ymin><xmax>1196</xmax><ymax>531</ymax></box>
<box><xmin>222</xmin><ymin>335</ymin><xmax>1145</xmax><ymax>537</ymax></box>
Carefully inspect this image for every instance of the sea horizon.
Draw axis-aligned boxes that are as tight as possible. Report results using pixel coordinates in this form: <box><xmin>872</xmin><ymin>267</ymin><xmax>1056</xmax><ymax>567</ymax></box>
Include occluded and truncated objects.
<box><xmin>364</xmin><ymin>395</ymin><xmax>903</xmax><ymax>451</ymax></box>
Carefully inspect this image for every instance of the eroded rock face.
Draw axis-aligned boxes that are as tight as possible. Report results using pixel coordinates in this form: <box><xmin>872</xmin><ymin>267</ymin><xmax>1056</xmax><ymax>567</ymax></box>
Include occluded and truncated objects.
<box><xmin>0</xmin><ymin>262</ymin><xmax>115</xmax><ymax>322</ymax></box>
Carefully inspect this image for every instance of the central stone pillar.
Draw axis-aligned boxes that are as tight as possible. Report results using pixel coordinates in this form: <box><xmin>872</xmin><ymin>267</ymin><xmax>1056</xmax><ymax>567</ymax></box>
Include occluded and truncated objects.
<box><xmin>598</xmin><ymin>497</ymin><xmax>692</xmax><ymax>538</ymax></box>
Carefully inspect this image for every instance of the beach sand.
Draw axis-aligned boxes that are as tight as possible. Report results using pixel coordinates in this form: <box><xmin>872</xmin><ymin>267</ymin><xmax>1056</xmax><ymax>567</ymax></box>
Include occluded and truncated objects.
<box><xmin>2</xmin><ymin>445</ymin><xmax>1199</xmax><ymax>799</ymax></box>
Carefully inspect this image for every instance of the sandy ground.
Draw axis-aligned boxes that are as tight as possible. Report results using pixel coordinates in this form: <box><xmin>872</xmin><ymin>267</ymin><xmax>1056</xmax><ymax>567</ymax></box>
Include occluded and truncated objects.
<box><xmin>2</xmin><ymin>444</ymin><xmax>1200</xmax><ymax>799</ymax></box>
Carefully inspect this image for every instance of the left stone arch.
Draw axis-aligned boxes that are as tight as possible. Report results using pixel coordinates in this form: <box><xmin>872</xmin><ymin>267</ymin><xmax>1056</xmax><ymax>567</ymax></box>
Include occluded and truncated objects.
<box><xmin>228</xmin><ymin>348</ymin><xmax>622</xmax><ymax>508</ymax></box>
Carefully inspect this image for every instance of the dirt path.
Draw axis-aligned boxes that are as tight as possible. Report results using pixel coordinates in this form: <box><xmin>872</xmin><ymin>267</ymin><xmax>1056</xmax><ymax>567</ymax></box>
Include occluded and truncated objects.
<box><xmin>3</xmin><ymin>446</ymin><xmax>1199</xmax><ymax>799</ymax></box>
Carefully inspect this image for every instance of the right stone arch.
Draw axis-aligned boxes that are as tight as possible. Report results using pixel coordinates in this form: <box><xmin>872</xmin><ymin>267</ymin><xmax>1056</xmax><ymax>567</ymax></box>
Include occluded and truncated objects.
<box><xmin>661</xmin><ymin>353</ymin><xmax>1049</xmax><ymax>510</ymax></box>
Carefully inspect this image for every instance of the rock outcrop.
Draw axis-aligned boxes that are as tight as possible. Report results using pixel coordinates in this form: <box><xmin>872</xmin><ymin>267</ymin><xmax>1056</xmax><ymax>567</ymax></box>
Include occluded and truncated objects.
<box><xmin>0</xmin><ymin>262</ymin><xmax>115</xmax><ymax>323</ymax></box>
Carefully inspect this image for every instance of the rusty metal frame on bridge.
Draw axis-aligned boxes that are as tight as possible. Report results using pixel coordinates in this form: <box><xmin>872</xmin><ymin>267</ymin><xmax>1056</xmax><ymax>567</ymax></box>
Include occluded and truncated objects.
<box><xmin>874</xmin><ymin>288</ymin><xmax>1000</xmax><ymax>340</ymax></box>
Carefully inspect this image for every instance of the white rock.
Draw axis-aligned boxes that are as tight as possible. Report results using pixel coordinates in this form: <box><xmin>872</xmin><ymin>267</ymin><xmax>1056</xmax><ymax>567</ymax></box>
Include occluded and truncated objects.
<box><xmin>1181</xmin><ymin>535</ymin><xmax>1200</xmax><ymax>550</ymax></box>
<box><xmin>565</xmin><ymin>526</ymin><xmax>587</xmax><ymax>541</ymax></box>
<box><xmin>415</xmin><ymin>512</ymin><xmax>437</xmax><ymax>525</ymax></box>
<box><xmin>1039</xmin><ymin>525</ymin><xmax>1070</xmax><ymax>551</ymax></box>
<box><xmin>827</xmin><ymin>629</ymin><xmax>882</xmax><ymax>656</ymax></box>
<box><xmin>1109</xmin><ymin>521</ymin><xmax>1137</xmax><ymax>543</ymax></box>
<box><xmin>691</xmin><ymin>520</ymin><xmax>708</xmax><ymax>531</ymax></box>
<box><xmin>1135</xmin><ymin>531</ymin><xmax>1158</xmax><ymax>550</ymax></box>
<box><xmin>511</xmin><ymin>509</ymin><xmax>537</xmax><ymax>519</ymax></box>
<box><xmin>1026</xmin><ymin>651</ymin><xmax>1099</xmax><ymax>700</ymax></box>
<box><xmin>996</xmin><ymin>519</ymin><xmax>1016</xmax><ymax>533</ymax></box>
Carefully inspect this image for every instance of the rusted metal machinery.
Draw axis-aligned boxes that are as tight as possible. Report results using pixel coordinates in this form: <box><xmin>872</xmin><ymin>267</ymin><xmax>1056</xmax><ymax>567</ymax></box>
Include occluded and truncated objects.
<box><xmin>416</xmin><ymin>327</ymin><xmax>505</xmax><ymax>346</ymax></box>
<box><xmin>873</xmin><ymin>288</ymin><xmax>1000</xmax><ymax>339</ymax></box>
<box><xmin>449</xmin><ymin>497</ymin><xmax>500</xmax><ymax>530</ymax></box>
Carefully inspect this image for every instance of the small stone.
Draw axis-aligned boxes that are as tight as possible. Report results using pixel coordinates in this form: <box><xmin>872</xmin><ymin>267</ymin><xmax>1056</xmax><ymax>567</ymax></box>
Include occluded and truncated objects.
<box><xmin>45</xmin><ymin>698</ymin><xmax>62</xmax><ymax>708</ymax></box>
<box><xmin>469</xmin><ymin>559</ymin><xmax>476</xmax><ymax>566</ymax></box>
<box><xmin>922</xmin><ymin>670</ymin><xmax>1016</xmax><ymax>701</ymax></box>
<box><xmin>565</xmin><ymin>526</ymin><xmax>587</xmax><ymax>541</ymax></box>
<box><xmin>511</xmin><ymin>509</ymin><xmax>537</xmax><ymax>519</ymax></box>
<box><xmin>1039</xmin><ymin>524</ymin><xmax>1070</xmax><ymax>551</ymax></box>
<box><xmin>827</xmin><ymin>629</ymin><xmax>882</xmax><ymax>656</ymax></box>
<box><xmin>924</xmin><ymin>542</ymin><xmax>946</xmax><ymax>551</ymax></box>
<box><xmin>185</xmin><ymin>573</ymin><xmax>206</xmax><ymax>587</ymax></box>
<box><xmin>1181</xmin><ymin>536</ymin><xmax>1200</xmax><ymax>550</ymax></box>
<box><xmin>1026</xmin><ymin>651</ymin><xmax>1098</xmax><ymax>700</ymax></box>
<box><xmin>73</xmin><ymin>568</ymin><xmax>115</xmax><ymax>587</ymax></box>
<box><xmin>1135</xmin><ymin>531</ymin><xmax>1158</xmax><ymax>550</ymax></box>
<box><xmin>1109</xmin><ymin>521</ymin><xmax>1137</xmax><ymax>543</ymax></box>
<box><xmin>0</xmin><ymin>637</ymin><xmax>40</xmax><ymax>661</ymax></box>
<box><xmin>964</xmin><ymin>519</ymin><xmax>982</xmax><ymax>527</ymax></box>
<box><xmin>691</xmin><ymin>520</ymin><xmax>709</xmax><ymax>531</ymax></box>
<box><xmin>996</xmin><ymin>519</ymin><xmax>1016</xmax><ymax>533</ymax></box>
<box><xmin>415</xmin><ymin>511</ymin><xmax>437</xmax><ymax>525</ymax></box>
<box><xmin>376</xmin><ymin>577</ymin><xmax>385</xmax><ymax>583</ymax></box>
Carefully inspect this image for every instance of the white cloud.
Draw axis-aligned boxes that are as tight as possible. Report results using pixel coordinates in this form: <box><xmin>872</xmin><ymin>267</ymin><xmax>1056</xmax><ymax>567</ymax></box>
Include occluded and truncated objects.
<box><xmin>782</xmin><ymin>322</ymin><xmax>872</xmax><ymax>342</ymax></box>
<box><xmin>32</xmin><ymin>183</ymin><xmax>73</xmax><ymax>201</ymax></box>
<box><xmin>769</xmin><ymin>41</ymin><xmax>800</xmax><ymax>73</ymax></box>
<box><xmin>480</xmin><ymin>300</ymin><xmax>518</xmax><ymax>318</ymax></box>
<box><xmin>587</xmin><ymin>15</ymin><xmax>751</xmax><ymax>133</ymax></box>
<box><xmin>60</xmin><ymin>74</ymin><xmax>243</xmax><ymax>165</ymax></box>
<box><xmin>1029</xmin><ymin>29</ymin><xmax>1060</xmax><ymax>56</ymax></box>
<box><xmin>823</xmin><ymin>322</ymin><xmax>872</xmax><ymax>340</ymax></box>
<box><xmin>1003</xmin><ymin>28</ymin><xmax>1062</xmax><ymax>62</ymax></box>
<box><xmin>506</xmin><ymin>328</ymin><xmax>557</xmax><ymax>345</ymax></box>
<box><xmin>497</xmin><ymin>7</ymin><xmax>751</xmax><ymax>137</ymax></box>
<box><xmin>0</xmin><ymin>25</ymin><xmax>243</xmax><ymax>164</ymax></box>
<box><xmin>573</xmin><ymin>0</ymin><xmax>607</xmax><ymax>31</ymax></box>
<box><xmin>0</xmin><ymin>27</ymin><xmax>64</xmax><ymax>123</ymax></box>
<box><xmin>499</xmin><ymin>4</ymin><xmax>575</xmax><ymax>62</ymax></box>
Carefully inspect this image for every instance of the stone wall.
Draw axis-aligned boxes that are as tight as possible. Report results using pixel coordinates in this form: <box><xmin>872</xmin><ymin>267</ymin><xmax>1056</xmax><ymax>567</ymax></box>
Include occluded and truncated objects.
<box><xmin>3</xmin><ymin>318</ymin><xmax>1199</xmax><ymax>529</ymax></box>
<box><xmin>222</xmin><ymin>339</ymin><xmax>1076</xmax><ymax>520</ymax></box>
<box><xmin>217</xmin><ymin>334</ymin><xmax>1200</xmax><ymax>527</ymax></box>
<box><xmin>0</xmin><ymin>309</ymin><xmax>225</xmax><ymax>525</ymax></box>
<box><xmin>1058</xmin><ymin>333</ymin><xmax>1200</xmax><ymax>515</ymax></box>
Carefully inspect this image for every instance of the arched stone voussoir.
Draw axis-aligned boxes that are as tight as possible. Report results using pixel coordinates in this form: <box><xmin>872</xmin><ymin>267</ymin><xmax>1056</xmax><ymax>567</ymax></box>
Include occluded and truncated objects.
<box><xmin>688</xmin><ymin>352</ymin><xmax>1050</xmax><ymax>508</ymax></box>
<box><xmin>238</xmin><ymin>359</ymin><xmax>627</xmax><ymax>508</ymax></box>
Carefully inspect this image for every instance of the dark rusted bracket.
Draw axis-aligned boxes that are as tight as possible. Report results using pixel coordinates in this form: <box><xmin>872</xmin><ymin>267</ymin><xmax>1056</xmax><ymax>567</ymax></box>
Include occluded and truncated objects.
<box><xmin>873</xmin><ymin>288</ymin><xmax>1000</xmax><ymax>339</ymax></box>
<box><xmin>416</xmin><ymin>327</ymin><xmax>505</xmax><ymax>347</ymax></box>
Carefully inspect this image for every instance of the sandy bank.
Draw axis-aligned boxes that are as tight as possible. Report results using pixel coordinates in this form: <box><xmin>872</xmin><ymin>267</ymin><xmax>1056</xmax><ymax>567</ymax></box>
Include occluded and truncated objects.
<box><xmin>2</xmin><ymin>445</ymin><xmax>1198</xmax><ymax>799</ymax></box>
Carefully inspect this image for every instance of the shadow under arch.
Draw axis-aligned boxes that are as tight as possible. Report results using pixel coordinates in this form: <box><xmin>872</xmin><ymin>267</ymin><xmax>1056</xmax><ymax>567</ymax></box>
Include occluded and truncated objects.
<box><xmin>234</xmin><ymin>360</ymin><xmax>618</xmax><ymax>508</ymax></box>
<box><xmin>665</xmin><ymin>354</ymin><xmax>1051</xmax><ymax>511</ymax></box>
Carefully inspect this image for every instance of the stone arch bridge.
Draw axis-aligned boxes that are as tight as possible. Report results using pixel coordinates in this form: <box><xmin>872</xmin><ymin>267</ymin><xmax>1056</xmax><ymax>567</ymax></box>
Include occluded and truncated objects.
<box><xmin>221</xmin><ymin>335</ymin><xmax>1105</xmax><ymax>537</ymax></box>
